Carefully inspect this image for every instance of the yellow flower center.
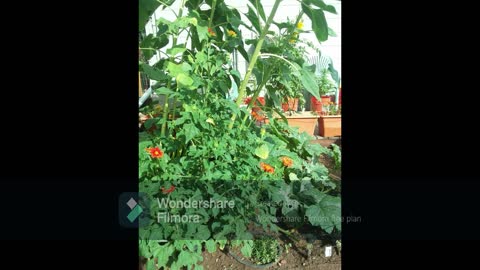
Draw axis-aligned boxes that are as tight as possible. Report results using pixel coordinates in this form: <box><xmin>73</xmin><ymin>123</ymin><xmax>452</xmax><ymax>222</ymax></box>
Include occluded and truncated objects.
<box><xmin>296</xmin><ymin>21</ymin><xmax>304</xmax><ymax>29</ymax></box>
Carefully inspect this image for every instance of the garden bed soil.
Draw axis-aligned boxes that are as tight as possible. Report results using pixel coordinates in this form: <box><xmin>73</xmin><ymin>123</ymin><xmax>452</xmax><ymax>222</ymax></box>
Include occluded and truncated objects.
<box><xmin>140</xmin><ymin>139</ymin><xmax>341</xmax><ymax>270</ymax></box>
<box><xmin>201</xmin><ymin>236</ymin><xmax>341</xmax><ymax>270</ymax></box>
<box><xmin>313</xmin><ymin>138</ymin><xmax>341</xmax><ymax>180</ymax></box>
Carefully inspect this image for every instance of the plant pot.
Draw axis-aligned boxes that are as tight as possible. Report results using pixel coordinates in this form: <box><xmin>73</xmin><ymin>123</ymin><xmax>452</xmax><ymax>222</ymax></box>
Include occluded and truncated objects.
<box><xmin>318</xmin><ymin>115</ymin><xmax>342</xmax><ymax>137</ymax></box>
<box><xmin>311</xmin><ymin>96</ymin><xmax>323</xmax><ymax>113</ymax></box>
<box><xmin>281</xmin><ymin>98</ymin><xmax>299</xmax><ymax>112</ymax></box>
<box><xmin>321</xmin><ymin>95</ymin><xmax>331</xmax><ymax>105</ymax></box>
<box><xmin>227</xmin><ymin>240</ymin><xmax>282</xmax><ymax>269</ymax></box>
<box><xmin>264</xmin><ymin>111</ymin><xmax>319</xmax><ymax>135</ymax></box>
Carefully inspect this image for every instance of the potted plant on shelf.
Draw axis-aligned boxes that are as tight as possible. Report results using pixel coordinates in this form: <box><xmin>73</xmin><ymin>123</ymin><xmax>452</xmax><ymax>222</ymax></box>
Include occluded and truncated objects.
<box><xmin>318</xmin><ymin>102</ymin><xmax>342</xmax><ymax>137</ymax></box>
<box><xmin>311</xmin><ymin>69</ymin><xmax>337</xmax><ymax>113</ymax></box>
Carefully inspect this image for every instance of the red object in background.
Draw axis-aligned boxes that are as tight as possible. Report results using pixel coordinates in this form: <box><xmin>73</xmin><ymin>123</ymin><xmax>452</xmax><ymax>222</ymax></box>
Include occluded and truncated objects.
<box><xmin>339</xmin><ymin>87</ymin><xmax>341</xmax><ymax>105</ymax></box>
<box><xmin>311</xmin><ymin>96</ymin><xmax>323</xmax><ymax>113</ymax></box>
<box><xmin>161</xmin><ymin>185</ymin><xmax>175</xmax><ymax>194</ymax></box>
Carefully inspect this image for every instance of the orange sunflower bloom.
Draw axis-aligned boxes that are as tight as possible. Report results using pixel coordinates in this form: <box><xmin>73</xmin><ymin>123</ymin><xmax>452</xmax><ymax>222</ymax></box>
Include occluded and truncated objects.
<box><xmin>145</xmin><ymin>147</ymin><xmax>163</xmax><ymax>158</ymax></box>
<box><xmin>260</xmin><ymin>162</ymin><xmax>275</xmax><ymax>173</ymax></box>
<box><xmin>280</xmin><ymin>156</ymin><xmax>293</xmax><ymax>167</ymax></box>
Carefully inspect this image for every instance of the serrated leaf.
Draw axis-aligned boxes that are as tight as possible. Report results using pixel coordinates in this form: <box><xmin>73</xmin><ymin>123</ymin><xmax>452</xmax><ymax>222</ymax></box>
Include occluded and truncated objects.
<box><xmin>305</xmin><ymin>195</ymin><xmax>341</xmax><ymax>233</ymax></box>
<box><xmin>183</xmin><ymin>123</ymin><xmax>200</xmax><ymax>143</ymax></box>
<box><xmin>254</xmin><ymin>144</ymin><xmax>269</xmax><ymax>159</ymax></box>
<box><xmin>152</xmin><ymin>244</ymin><xmax>175</xmax><ymax>267</ymax></box>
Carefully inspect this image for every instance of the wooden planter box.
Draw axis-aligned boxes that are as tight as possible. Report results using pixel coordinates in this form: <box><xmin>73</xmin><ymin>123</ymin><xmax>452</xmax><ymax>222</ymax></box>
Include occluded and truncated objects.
<box><xmin>318</xmin><ymin>115</ymin><xmax>342</xmax><ymax>137</ymax></box>
<box><xmin>265</xmin><ymin>111</ymin><xmax>319</xmax><ymax>135</ymax></box>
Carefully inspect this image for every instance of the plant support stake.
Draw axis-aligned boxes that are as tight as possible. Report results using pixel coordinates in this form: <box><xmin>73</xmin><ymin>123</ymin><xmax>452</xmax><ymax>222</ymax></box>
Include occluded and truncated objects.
<box><xmin>228</xmin><ymin>0</ymin><xmax>283</xmax><ymax>130</ymax></box>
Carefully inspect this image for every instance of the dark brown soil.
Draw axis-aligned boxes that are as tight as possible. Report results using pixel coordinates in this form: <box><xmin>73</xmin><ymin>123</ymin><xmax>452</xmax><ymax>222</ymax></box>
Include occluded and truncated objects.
<box><xmin>201</xmin><ymin>235</ymin><xmax>341</xmax><ymax>270</ymax></box>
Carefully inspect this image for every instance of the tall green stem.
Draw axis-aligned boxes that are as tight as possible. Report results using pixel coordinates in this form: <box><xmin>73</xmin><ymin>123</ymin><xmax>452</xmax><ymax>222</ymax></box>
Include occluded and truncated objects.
<box><xmin>208</xmin><ymin>0</ymin><xmax>217</xmax><ymax>29</ymax></box>
<box><xmin>228</xmin><ymin>0</ymin><xmax>283</xmax><ymax>130</ymax></box>
<box><xmin>161</xmin><ymin>0</ymin><xmax>186</xmax><ymax>137</ymax></box>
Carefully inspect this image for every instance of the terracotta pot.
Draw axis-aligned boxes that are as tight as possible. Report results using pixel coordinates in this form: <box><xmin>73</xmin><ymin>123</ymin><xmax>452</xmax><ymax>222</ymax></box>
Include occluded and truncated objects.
<box><xmin>264</xmin><ymin>111</ymin><xmax>319</xmax><ymax>135</ymax></box>
<box><xmin>311</xmin><ymin>96</ymin><xmax>323</xmax><ymax>113</ymax></box>
<box><xmin>281</xmin><ymin>98</ymin><xmax>299</xmax><ymax>112</ymax></box>
<box><xmin>318</xmin><ymin>115</ymin><xmax>342</xmax><ymax>137</ymax></box>
<box><xmin>321</xmin><ymin>95</ymin><xmax>331</xmax><ymax>105</ymax></box>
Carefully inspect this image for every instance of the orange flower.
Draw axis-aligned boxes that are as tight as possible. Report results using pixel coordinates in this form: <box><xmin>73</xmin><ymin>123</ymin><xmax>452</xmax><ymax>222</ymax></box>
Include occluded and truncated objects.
<box><xmin>146</xmin><ymin>147</ymin><xmax>163</xmax><ymax>158</ymax></box>
<box><xmin>280</xmin><ymin>156</ymin><xmax>293</xmax><ymax>167</ymax></box>
<box><xmin>251</xmin><ymin>110</ymin><xmax>265</xmax><ymax>121</ymax></box>
<box><xmin>208</xmin><ymin>27</ymin><xmax>216</xmax><ymax>37</ymax></box>
<box><xmin>260</xmin><ymin>162</ymin><xmax>274</xmax><ymax>173</ymax></box>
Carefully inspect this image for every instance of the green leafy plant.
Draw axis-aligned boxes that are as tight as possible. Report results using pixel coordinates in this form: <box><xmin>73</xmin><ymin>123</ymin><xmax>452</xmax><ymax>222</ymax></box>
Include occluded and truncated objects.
<box><xmin>138</xmin><ymin>0</ymin><xmax>340</xmax><ymax>269</ymax></box>
<box><xmin>330</xmin><ymin>143</ymin><xmax>341</xmax><ymax>170</ymax></box>
<box><xmin>316</xmin><ymin>69</ymin><xmax>337</xmax><ymax>96</ymax></box>
<box><xmin>251</xmin><ymin>236</ymin><xmax>280</xmax><ymax>264</ymax></box>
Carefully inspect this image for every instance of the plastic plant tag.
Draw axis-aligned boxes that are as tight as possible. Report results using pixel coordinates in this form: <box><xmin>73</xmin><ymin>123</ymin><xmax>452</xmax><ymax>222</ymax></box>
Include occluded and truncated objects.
<box><xmin>325</xmin><ymin>246</ymin><xmax>333</xmax><ymax>257</ymax></box>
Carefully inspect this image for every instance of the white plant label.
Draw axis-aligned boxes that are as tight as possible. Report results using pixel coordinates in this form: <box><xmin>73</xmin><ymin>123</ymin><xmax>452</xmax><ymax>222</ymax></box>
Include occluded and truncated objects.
<box><xmin>325</xmin><ymin>246</ymin><xmax>333</xmax><ymax>257</ymax></box>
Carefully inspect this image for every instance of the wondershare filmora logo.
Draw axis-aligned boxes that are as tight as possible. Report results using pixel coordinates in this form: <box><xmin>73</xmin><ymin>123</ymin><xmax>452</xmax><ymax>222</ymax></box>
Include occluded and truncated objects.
<box><xmin>119</xmin><ymin>192</ymin><xmax>151</xmax><ymax>228</ymax></box>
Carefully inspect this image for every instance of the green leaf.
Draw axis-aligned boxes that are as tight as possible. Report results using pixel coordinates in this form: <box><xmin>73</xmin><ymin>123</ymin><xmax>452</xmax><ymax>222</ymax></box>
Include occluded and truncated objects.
<box><xmin>139</xmin><ymin>34</ymin><xmax>169</xmax><ymax>60</ymax></box>
<box><xmin>177</xmin><ymin>250</ymin><xmax>194</xmax><ymax>267</ymax></box>
<box><xmin>205</xmin><ymin>239</ymin><xmax>217</xmax><ymax>253</ymax></box>
<box><xmin>152</xmin><ymin>244</ymin><xmax>175</xmax><ymax>267</ymax></box>
<box><xmin>309</xmin><ymin>0</ymin><xmax>337</xmax><ymax>14</ymax></box>
<box><xmin>295</xmin><ymin>65</ymin><xmax>321</xmax><ymax>100</ymax></box>
<box><xmin>155</xmin><ymin>87</ymin><xmax>175</xmax><ymax>95</ymax></box>
<box><xmin>184</xmin><ymin>123</ymin><xmax>200</xmax><ymax>143</ymax></box>
<box><xmin>139</xmin><ymin>0</ymin><xmax>161</xmax><ymax>31</ymax></box>
<box><xmin>176</xmin><ymin>73</ymin><xmax>194</xmax><ymax>87</ymax></box>
<box><xmin>302</xmin><ymin>4</ymin><xmax>329</xmax><ymax>42</ymax></box>
<box><xmin>146</xmin><ymin>259</ymin><xmax>155</xmax><ymax>270</ymax></box>
<box><xmin>305</xmin><ymin>195</ymin><xmax>341</xmax><ymax>233</ymax></box>
<box><xmin>248</xmin><ymin>0</ymin><xmax>266</xmax><ymax>22</ymax></box>
<box><xmin>254</xmin><ymin>144</ymin><xmax>269</xmax><ymax>159</ymax></box>
<box><xmin>328</xmin><ymin>27</ymin><xmax>337</xmax><ymax>37</ymax></box>
<box><xmin>142</xmin><ymin>64</ymin><xmax>168</xmax><ymax>81</ymax></box>
<box><xmin>241</xmin><ymin>240</ymin><xmax>254</xmax><ymax>258</ymax></box>
<box><xmin>167</xmin><ymin>44</ymin><xmax>187</xmax><ymax>56</ymax></box>
<box><xmin>289</xmin><ymin>173</ymin><xmax>299</xmax><ymax>181</ymax></box>
<box><xmin>196</xmin><ymin>225</ymin><xmax>211</xmax><ymax>240</ymax></box>
<box><xmin>167</xmin><ymin>61</ymin><xmax>192</xmax><ymax>77</ymax></box>
<box><xmin>245</xmin><ymin>5</ymin><xmax>261</xmax><ymax>34</ymax></box>
<box><xmin>195</xmin><ymin>265</ymin><xmax>204</xmax><ymax>270</ymax></box>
